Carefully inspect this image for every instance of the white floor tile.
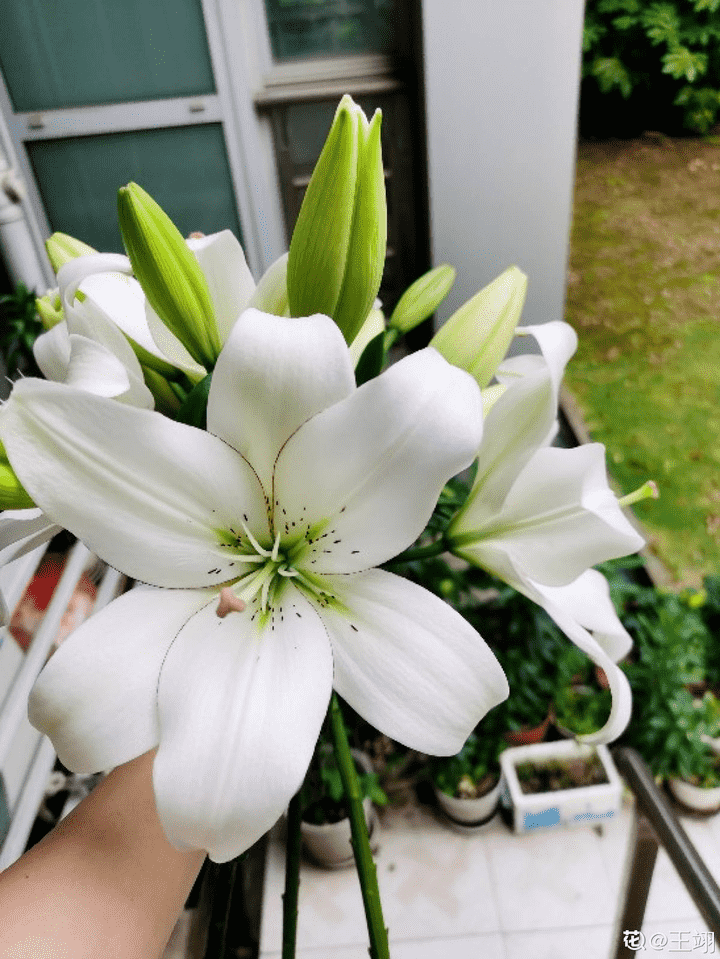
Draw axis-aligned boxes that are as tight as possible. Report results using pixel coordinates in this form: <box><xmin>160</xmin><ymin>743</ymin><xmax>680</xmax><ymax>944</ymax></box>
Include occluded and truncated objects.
<box><xmin>644</xmin><ymin>848</ymin><xmax>703</xmax><ymax>924</ymax></box>
<box><xmin>486</xmin><ymin>823</ymin><xmax>616</xmax><ymax>932</ymax></box>
<box><xmin>260</xmin><ymin>807</ymin><xmax>502</xmax><ymax>953</ymax></box>
<box><xmin>504</xmin><ymin>924</ymin><xmax>614</xmax><ymax>959</ymax></box>
<box><xmin>262</xmin><ymin>933</ymin><xmax>506</xmax><ymax>959</ymax></box>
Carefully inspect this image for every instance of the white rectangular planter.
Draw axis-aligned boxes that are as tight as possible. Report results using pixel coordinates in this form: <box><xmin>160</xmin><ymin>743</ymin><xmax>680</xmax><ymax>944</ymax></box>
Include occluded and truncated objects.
<box><xmin>499</xmin><ymin>740</ymin><xmax>622</xmax><ymax>835</ymax></box>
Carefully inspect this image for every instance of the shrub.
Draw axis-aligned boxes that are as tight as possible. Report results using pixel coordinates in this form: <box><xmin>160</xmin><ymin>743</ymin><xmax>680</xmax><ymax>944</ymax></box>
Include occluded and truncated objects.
<box><xmin>581</xmin><ymin>0</ymin><xmax>720</xmax><ymax>136</ymax></box>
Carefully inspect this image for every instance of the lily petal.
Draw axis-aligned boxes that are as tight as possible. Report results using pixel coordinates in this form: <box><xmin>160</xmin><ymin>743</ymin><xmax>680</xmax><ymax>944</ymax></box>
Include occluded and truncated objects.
<box><xmin>153</xmin><ymin>586</ymin><xmax>333</xmax><ymax>862</ymax></box>
<box><xmin>64</xmin><ymin>334</ymin><xmax>154</xmax><ymax>408</ymax></box>
<box><xmin>455</xmin><ymin>368</ymin><xmax>555</xmax><ymax>527</ymax></box>
<box><xmin>532</xmin><ymin>584</ymin><xmax>633</xmax><ymax>743</ymax></box>
<box><xmin>248</xmin><ymin>253</ymin><xmax>289</xmax><ymax>316</ymax></box>
<box><xmin>460</xmin><ymin>444</ymin><xmax>644</xmax><ymax>587</ymax></box>
<box><xmin>534</xmin><ymin>569</ymin><xmax>633</xmax><ymax>662</ymax></box>
<box><xmin>33</xmin><ymin>323</ymin><xmax>71</xmax><ymax>382</ymax></box>
<box><xmin>0</xmin><ymin>508</ymin><xmax>60</xmax><ymax>565</ymax></box>
<box><xmin>276</xmin><ymin>348</ymin><xmax>483</xmax><ymax>572</ymax></box>
<box><xmin>29</xmin><ymin>586</ymin><xmax>215</xmax><ymax>772</ymax></box>
<box><xmin>321</xmin><ymin>569</ymin><xmax>508</xmax><ymax>755</ymax></box>
<box><xmin>1</xmin><ymin>380</ymin><xmax>269</xmax><ymax>587</ymax></box>
<box><xmin>207</xmin><ymin>309</ymin><xmax>355</xmax><ymax>494</ymax></box>
<box><xmin>187</xmin><ymin>231</ymin><xmax>256</xmax><ymax>343</ymax></box>
<box><xmin>502</xmin><ymin>320</ymin><xmax>578</xmax><ymax>395</ymax></box>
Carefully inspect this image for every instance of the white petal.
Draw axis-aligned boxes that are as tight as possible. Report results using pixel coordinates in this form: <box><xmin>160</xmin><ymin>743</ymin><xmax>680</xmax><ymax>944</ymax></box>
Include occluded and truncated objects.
<box><xmin>29</xmin><ymin>586</ymin><xmax>214</xmax><ymax>772</ymax></box>
<box><xmin>504</xmin><ymin>320</ymin><xmax>578</xmax><ymax>394</ymax></box>
<box><xmin>320</xmin><ymin>569</ymin><xmax>508</xmax><ymax>754</ymax></box>
<box><xmin>187</xmin><ymin>231</ymin><xmax>256</xmax><ymax>343</ymax></box>
<box><xmin>64</xmin><ymin>334</ymin><xmax>154</xmax><ymax>408</ymax></box>
<box><xmin>153</xmin><ymin>586</ymin><xmax>333</xmax><ymax>861</ymax></box>
<box><xmin>78</xmin><ymin>271</ymin><xmax>169</xmax><ymax>362</ymax></box>
<box><xmin>248</xmin><ymin>252</ymin><xmax>289</xmax><ymax>316</ymax></box>
<box><xmin>464</xmin><ymin>444</ymin><xmax>644</xmax><ymax>587</ymax></box>
<box><xmin>1</xmin><ymin>380</ymin><xmax>269</xmax><ymax>587</ymax></box>
<box><xmin>455</xmin><ymin>367</ymin><xmax>555</xmax><ymax>528</ymax></box>
<box><xmin>348</xmin><ymin>307</ymin><xmax>385</xmax><ymax>368</ymax></box>
<box><xmin>0</xmin><ymin>508</ymin><xmax>60</xmax><ymax>565</ymax></box>
<box><xmin>144</xmin><ymin>301</ymin><xmax>208</xmax><ymax>378</ymax></box>
<box><xmin>276</xmin><ymin>348</ymin><xmax>483</xmax><ymax>573</ymax></box>
<box><xmin>534</xmin><ymin>586</ymin><xmax>632</xmax><ymax>743</ymax></box>
<box><xmin>534</xmin><ymin>569</ymin><xmax>633</xmax><ymax>662</ymax></box>
<box><xmin>33</xmin><ymin>323</ymin><xmax>71</xmax><ymax>382</ymax></box>
<box><xmin>58</xmin><ymin>258</ymin><xmax>149</xmax><ymax>383</ymax></box>
<box><xmin>207</xmin><ymin>309</ymin><xmax>355</xmax><ymax>494</ymax></box>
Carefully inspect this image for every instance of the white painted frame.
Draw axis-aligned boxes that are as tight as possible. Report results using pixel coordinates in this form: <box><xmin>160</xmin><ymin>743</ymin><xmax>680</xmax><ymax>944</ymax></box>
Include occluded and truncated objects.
<box><xmin>0</xmin><ymin>0</ymin><xmax>289</xmax><ymax>286</ymax></box>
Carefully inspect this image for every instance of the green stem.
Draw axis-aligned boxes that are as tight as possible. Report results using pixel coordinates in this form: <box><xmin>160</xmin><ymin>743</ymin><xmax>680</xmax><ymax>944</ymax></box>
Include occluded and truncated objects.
<box><xmin>390</xmin><ymin>536</ymin><xmax>449</xmax><ymax>565</ymax></box>
<box><xmin>281</xmin><ymin>790</ymin><xmax>303</xmax><ymax>959</ymax></box>
<box><xmin>329</xmin><ymin>694</ymin><xmax>390</xmax><ymax>959</ymax></box>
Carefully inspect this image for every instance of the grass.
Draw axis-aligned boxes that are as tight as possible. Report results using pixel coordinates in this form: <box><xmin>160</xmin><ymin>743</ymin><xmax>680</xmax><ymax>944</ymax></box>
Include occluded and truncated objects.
<box><xmin>565</xmin><ymin>136</ymin><xmax>720</xmax><ymax>588</ymax></box>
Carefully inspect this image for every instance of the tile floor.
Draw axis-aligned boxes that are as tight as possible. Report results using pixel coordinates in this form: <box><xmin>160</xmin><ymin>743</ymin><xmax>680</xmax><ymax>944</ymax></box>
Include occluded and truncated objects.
<box><xmin>258</xmin><ymin>799</ymin><xmax>720</xmax><ymax>959</ymax></box>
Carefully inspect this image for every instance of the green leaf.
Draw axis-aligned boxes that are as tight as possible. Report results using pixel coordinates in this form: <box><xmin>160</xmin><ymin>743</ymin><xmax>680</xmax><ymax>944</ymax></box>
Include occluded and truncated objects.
<box><xmin>174</xmin><ymin>373</ymin><xmax>212</xmax><ymax>429</ymax></box>
<box><xmin>641</xmin><ymin>3</ymin><xmax>682</xmax><ymax>45</ymax></box>
<box><xmin>662</xmin><ymin>46</ymin><xmax>707</xmax><ymax>82</ymax></box>
<box><xmin>354</xmin><ymin>330</ymin><xmax>386</xmax><ymax>386</ymax></box>
<box><xmin>591</xmin><ymin>57</ymin><xmax>634</xmax><ymax>97</ymax></box>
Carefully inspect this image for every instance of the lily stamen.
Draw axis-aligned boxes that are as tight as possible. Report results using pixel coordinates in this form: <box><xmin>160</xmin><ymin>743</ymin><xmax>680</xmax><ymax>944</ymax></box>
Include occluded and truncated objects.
<box><xmin>216</xmin><ymin>587</ymin><xmax>247</xmax><ymax>618</ymax></box>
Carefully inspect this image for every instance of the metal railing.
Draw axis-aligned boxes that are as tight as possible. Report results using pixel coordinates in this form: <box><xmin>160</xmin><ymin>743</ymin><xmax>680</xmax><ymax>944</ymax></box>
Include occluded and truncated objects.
<box><xmin>612</xmin><ymin>747</ymin><xmax>720</xmax><ymax>957</ymax></box>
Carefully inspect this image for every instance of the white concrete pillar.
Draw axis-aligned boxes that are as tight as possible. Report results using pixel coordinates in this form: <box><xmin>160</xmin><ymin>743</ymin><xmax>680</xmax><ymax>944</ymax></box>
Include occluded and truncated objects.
<box><xmin>421</xmin><ymin>0</ymin><xmax>585</xmax><ymax>330</ymax></box>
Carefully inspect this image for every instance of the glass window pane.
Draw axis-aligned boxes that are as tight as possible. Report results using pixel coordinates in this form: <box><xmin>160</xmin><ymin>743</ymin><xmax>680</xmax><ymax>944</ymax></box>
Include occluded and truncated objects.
<box><xmin>27</xmin><ymin>125</ymin><xmax>243</xmax><ymax>254</ymax></box>
<box><xmin>0</xmin><ymin>0</ymin><xmax>214</xmax><ymax>112</ymax></box>
<box><xmin>264</xmin><ymin>0</ymin><xmax>397</xmax><ymax>61</ymax></box>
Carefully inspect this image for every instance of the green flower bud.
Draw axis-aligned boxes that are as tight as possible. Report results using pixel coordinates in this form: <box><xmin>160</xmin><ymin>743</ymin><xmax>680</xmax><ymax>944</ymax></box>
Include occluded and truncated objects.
<box><xmin>287</xmin><ymin>96</ymin><xmax>387</xmax><ymax>345</ymax></box>
<box><xmin>45</xmin><ymin>232</ymin><xmax>97</xmax><ymax>274</ymax></box>
<box><xmin>36</xmin><ymin>290</ymin><xmax>64</xmax><ymax>330</ymax></box>
<box><xmin>118</xmin><ymin>183</ymin><xmax>220</xmax><ymax>369</ymax></box>
<box><xmin>0</xmin><ymin>440</ymin><xmax>34</xmax><ymax>510</ymax></box>
<box><xmin>431</xmin><ymin>266</ymin><xmax>528</xmax><ymax>388</ymax></box>
<box><xmin>389</xmin><ymin>265</ymin><xmax>456</xmax><ymax>334</ymax></box>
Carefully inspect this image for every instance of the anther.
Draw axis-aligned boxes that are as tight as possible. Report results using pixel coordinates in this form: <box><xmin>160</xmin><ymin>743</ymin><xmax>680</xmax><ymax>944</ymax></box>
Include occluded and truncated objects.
<box><xmin>216</xmin><ymin>587</ymin><xmax>247</xmax><ymax>618</ymax></box>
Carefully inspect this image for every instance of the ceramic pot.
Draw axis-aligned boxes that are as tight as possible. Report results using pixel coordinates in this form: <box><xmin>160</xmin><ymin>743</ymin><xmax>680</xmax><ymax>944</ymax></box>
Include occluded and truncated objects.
<box><xmin>434</xmin><ymin>776</ymin><xmax>501</xmax><ymax>829</ymax></box>
<box><xmin>667</xmin><ymin>777</ymin><xmax>720</xmax><ymax>814</ymax></box>
<box><xmin>300</xmin><ymin>750</ymin><xmax>379</xmax><ymax>868</ymax></box>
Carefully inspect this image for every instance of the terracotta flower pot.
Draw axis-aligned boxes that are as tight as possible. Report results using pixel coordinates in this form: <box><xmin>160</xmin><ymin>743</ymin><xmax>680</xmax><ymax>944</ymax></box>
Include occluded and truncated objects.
<box><xmin>503</xmin><ymin>712</ymin><xmax>551</xmax><ymax>746</ymax></box>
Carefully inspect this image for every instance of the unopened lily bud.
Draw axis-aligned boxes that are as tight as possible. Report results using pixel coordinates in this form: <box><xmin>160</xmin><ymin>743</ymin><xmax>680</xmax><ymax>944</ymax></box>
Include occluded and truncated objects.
<box><xmin>45</xmin><ymin>233</ymin><xmax>97</xmax><ymax>274</ymax></box>
<box><xmin>431</xmin><ymin>266</ymin><xmax>528</xmax><ymax>388</ymax></box>
<box><xmin>287</xmin><ymin>95</ymin><xmax>387</xmax><ymax>345</ymax></box>
<box><xmin>118</xmin><ymin>183</ymin><xmax>220</xmax><ymax>369</ymax></box>
<box><xmin>390</xmin><ymin>265</ymin><xmax>456</xmax><ymax>334</ymax></box>
<box><xmin>35</xmin><ymin>289</ymin><xmax>64</xmax><ymax>330</ymax></box>
<box><xmin>0</xmin><ymin>441</ymin><xmax>34</xmax><ymax>509</ymax></box>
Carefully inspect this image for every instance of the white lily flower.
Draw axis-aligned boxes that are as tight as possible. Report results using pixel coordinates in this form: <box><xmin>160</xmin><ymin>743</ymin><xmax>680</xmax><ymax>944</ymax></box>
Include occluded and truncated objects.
<box><xmin>1</xmin><ymin>309</ymin><xmax>508</xmax><ymax>862</ymax></box>
<box><xmin>447</xmin><ymin>324</ymin><xmax>643</xmax><ymax>742</ymax></box>
<box><xmin>56</xmin><ymin>233</ymin><xmax>290</xmax><ymax>381</ymax></box>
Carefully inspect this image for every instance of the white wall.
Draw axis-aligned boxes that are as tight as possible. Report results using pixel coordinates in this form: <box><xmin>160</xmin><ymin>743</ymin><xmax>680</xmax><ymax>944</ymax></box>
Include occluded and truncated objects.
<box><xmin>421</xmin><ymin>0</ymin><xmax>585</xmax><ymax>329</ymax></box>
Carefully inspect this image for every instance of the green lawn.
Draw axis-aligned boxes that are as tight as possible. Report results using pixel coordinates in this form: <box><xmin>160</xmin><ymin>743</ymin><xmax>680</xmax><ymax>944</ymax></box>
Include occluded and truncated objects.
<box><xmin>564</xmin><ymin>137</ymin><xmax>720</xmax><ymax>588</ymax></box>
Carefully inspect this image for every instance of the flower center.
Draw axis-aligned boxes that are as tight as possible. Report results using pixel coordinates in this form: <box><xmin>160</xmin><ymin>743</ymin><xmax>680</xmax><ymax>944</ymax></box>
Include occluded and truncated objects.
<box><xmin>226</xmin><ymin>524</ymin><xmax>336</xmax><ymax>627</ymax></box>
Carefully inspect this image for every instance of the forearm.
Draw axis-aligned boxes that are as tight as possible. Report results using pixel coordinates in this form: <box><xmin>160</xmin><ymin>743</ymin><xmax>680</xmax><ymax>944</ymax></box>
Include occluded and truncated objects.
<box><xmin>0</xmin><ymin>749</ymin><xmax>205</xmax><ymax>959</ymax></box>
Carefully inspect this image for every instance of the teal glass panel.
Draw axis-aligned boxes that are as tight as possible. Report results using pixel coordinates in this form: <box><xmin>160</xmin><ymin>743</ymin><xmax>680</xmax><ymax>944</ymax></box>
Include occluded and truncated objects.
<box><xmin>27</xmin><ymin>125</ymin><xmax>243</xmax><ymax>254</ymax></box>
<box><xmin>0</xmin><ymin>0</ymin><xmax>214</xmax><ymax>112</ymax></box>
<box><xmin>264</xmin><ymin>0</ymin><xmax>396</xmax><ymax>61</ymax></box>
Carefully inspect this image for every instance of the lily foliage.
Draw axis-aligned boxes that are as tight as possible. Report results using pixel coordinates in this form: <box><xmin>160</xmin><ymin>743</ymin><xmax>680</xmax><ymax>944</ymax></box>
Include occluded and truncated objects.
<box><xmin>0</xmin><ymin>97</ymin><xmax>647</xmax><ymax>872</ymax></box>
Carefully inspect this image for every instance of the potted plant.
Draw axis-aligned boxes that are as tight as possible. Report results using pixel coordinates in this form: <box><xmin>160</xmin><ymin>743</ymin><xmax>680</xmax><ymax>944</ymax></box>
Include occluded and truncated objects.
<box><xmin>552</xmin><ymin>645</ymin><xmax>612</xmax><ymax>738</ymax></box>
<box><xmin>499</xmin><ymin>740</ymin><xmax>623</xmax><ymax>834</ymax></box>
<box><xmin>429</xmin><ymin>726</ymin><xmax>504</xmax><ymax>830</ymax></box>
<box><xmin>299</xmin><ymin>740</ymin><xmax>387</xmax><ymax>868</ymax></box>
